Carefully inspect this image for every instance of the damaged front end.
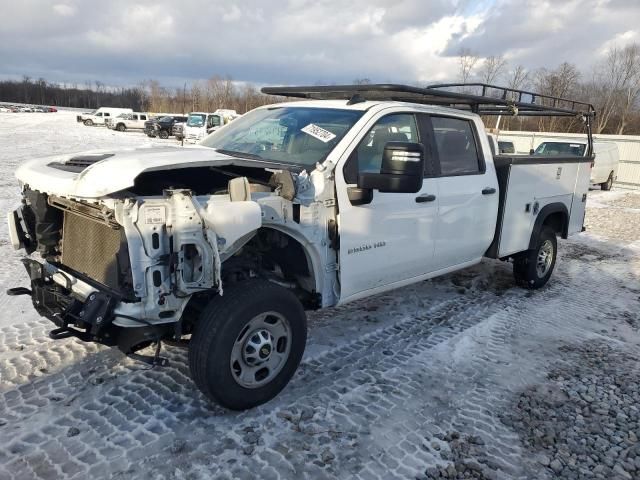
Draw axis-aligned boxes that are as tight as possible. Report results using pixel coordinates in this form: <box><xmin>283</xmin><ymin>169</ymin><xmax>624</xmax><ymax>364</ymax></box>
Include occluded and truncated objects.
<box><xmin>6</xmin><ymin>187</ymin><xmax>234</xmax><ymax>362</ymax></box>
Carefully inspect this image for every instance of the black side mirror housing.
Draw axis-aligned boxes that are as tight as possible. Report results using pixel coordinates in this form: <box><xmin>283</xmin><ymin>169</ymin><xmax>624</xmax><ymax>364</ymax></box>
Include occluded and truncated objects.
<box><xmin>529</xmin><ymin>148</ymin><xmax>535</xmax><ymax>155</ymax></box>
<box><xmin>358</xmin><ymin>142</ymin><xmax>425</xmax><ymax>194</ymax></box>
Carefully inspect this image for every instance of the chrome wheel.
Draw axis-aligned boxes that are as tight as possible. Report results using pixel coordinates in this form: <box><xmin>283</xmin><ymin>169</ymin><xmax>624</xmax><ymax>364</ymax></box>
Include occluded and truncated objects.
<box><xmin>230</xmin><ymin>312</ymin><xmax>291</xmax><ymax>389</ymax></box>
<box><xmin>536</xmin><ymin>240</ymin><xmax>554</xmax><ymax>278</ymax></box>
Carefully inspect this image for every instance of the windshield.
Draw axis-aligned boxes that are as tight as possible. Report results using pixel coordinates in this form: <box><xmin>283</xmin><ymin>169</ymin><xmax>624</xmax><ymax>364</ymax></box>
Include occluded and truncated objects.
<box><xmin>200</xmin><ymin>106</ymin><xmax>364</xmax><ymax>166</ymax></box>
<box><xmin>187</xmin><ymin>114</ymin><xmax>206</xmax><ymax>127</ymax></box>
<box><xmin>534</xmin><ymin>142</ymin><xmax>586</xmax><ymax>156</ymax></box>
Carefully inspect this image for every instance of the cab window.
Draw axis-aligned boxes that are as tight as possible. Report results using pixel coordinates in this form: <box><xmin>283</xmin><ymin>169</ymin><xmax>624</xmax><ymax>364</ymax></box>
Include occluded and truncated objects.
<box><xmin>344</xmin><ymin>114</ymin><xmax>418</xmax><ymax>183</ymax></box>
<box><xmin>432</xmin><ymin>116</ymin><xmax>482</xmax><ymax>176</ymax></box>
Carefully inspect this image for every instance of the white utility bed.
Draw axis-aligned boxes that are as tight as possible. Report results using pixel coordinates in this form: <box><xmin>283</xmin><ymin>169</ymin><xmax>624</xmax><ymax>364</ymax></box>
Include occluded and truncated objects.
<box><xmin>487</xmin><ymin>155</ymin><xmax>592</xmax><ymax>259</ymax></box>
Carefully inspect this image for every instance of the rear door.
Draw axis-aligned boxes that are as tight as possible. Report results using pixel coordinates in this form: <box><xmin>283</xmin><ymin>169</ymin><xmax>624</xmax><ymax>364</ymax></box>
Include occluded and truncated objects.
<box><xmin>429</xmin><ymin>115</ymin><xmax>499</xmax><ymax>270</ymax></box>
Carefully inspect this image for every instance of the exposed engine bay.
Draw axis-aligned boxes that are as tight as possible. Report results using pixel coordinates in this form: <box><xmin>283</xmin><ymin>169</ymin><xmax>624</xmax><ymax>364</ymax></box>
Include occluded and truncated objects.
<box><xmin>9</xmin><ymin>163</ymin><xmax>337</xmax><ymax>357</ymax></box>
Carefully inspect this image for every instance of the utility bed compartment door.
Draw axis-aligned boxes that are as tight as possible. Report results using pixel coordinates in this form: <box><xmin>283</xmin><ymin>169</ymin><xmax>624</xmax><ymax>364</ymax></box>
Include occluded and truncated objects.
<box><xmin>568</xmin><ymin>161</ymin><xmax>591</xmax><ymax>235</ymax></box>
<box><xmin>488</xmin><ymin>157</ymin><xmax>591</xmax><ymax>259</ymax></box>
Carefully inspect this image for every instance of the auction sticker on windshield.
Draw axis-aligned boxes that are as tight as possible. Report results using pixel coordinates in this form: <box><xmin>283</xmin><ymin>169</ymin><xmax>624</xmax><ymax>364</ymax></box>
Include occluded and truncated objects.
<box><xmin>301</xmin><ymin>124</ymin><xmax>336</xmax><ymax>143</ymax></box>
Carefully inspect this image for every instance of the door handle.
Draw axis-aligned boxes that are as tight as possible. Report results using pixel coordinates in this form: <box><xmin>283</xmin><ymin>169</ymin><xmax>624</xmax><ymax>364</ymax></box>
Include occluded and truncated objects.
<box><xmin>482</xmin><ymin>187</ymin><xmax>496</xmax><ymax>195</ymax></box>
<box><xmin>415</xmin><ymin>194</ymin><xmax>436</xmax><ymax>203</ymax></box>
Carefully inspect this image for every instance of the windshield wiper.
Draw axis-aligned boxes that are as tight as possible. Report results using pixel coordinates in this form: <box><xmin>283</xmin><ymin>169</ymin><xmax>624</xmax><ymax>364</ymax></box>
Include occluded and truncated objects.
<box><xmin>215</xmin><ymin>149</ymin><xmax>264</xmax><ymax>161</ymax></box>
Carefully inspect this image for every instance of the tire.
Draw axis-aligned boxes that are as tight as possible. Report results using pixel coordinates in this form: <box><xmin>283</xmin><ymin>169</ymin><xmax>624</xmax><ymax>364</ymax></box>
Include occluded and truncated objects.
<box><xmin>159</xmin><ymin>130</ymin><xmax>169</xmax><ymax>139</ymax></box>
<box><xmin>84</xmin><ymin>119</ymin><xmax>93</xmax><ymax>126</ymax></box>
<box><xmin>601</xmin><ymin>172</ymin><xmax>614</xmax><ymax>191</ymax></box>
<box><xmin>188</xmin><ymin>280</ymin><xmax>307</xmax><ymax>410</ymax></box>
<box><xmin>116</xmin><ymin>124</ymin><xmax>126</xmax><ymax>132</ymax></box>
<box><xmin>513</xmin><ymin>226</ymin><xmax>557</xmax><ymax>289</ymax></box>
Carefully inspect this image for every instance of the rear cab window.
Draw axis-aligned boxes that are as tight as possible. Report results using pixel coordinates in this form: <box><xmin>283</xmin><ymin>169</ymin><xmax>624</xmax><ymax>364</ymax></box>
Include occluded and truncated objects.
<box><xmin>431</xmin><ymin>116</ymin><xmax>483</xmax><ymax>176</ymax></box>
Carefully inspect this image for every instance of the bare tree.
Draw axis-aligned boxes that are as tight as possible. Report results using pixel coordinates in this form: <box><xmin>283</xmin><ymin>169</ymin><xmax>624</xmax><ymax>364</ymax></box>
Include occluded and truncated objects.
<box><xmin>458</xmin><ymin>48</ymin><xmax>479</xmax><ymax>84</ymax></box>
<box><xmin>534</xmin><ymin>62</ymin><xmax>581</xmax><ymax>132</ymax></box>
<box><xmin>615</xmin><ymin>43</ymin><xmax>640</xmax><ymax>134</ymax></box>
<box><xmin>478</xmin><ymin>55</ymin><xmax>507</xmax><ymax>85</ymax></box>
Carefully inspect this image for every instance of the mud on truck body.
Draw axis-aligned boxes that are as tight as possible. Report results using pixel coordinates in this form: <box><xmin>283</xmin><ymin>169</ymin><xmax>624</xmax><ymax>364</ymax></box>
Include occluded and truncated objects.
<box><xmin>7</xmin><ymin>84</ymin><xmax>595</xmax><ymax>410</ymax></box>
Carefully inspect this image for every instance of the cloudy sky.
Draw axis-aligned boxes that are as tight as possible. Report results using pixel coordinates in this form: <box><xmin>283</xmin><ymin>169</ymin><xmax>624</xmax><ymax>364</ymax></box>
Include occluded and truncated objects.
<box><xmin>1</xmin><ymin>0</ymin><xmax>639</xmax><ymax>88</ymax></box>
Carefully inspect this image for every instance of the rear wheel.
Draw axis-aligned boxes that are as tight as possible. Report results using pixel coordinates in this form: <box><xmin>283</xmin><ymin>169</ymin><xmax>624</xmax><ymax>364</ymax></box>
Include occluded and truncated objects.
<box><xmin>84</xmin><ymin>119</ymin><xmax>93</xmax><ymax>126</ymax></box>
<box><xmin>513</xmin><ymin>226</ymin><xmax>557</xmax><ymax>289</ymax></box>
<box><xmin>188</xmin><ymin>280</ymin><xmax>307</xmax><ymax>410</ymax></box>
<box><xmin>601</xmin><ymin>171</ymin><xmax>614</xmax><ymax>191</ymax></box>
<box><xmin>159</xmin><ymin>129</ymin><xmax>169</xmax><ymax>139</ymax></box>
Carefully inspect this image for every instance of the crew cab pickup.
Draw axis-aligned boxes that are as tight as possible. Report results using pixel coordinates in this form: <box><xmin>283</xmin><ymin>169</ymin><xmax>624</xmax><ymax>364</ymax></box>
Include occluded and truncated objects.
<box><xmin>106</xmin><ymin>112</ymin><xmax>150</xmax><ymax>132</ymax></box>
<box><xmin>7</xmin><ymin>84</ymin><xmax>595</xmax><ymax>410</ymax></box>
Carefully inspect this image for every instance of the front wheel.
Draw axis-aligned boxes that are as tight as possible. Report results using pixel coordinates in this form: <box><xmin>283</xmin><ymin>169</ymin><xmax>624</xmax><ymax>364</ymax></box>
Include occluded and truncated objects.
<box><xmin>188</xmin><ymin>280</ymin><xmax>307</xmax><ymax>410</ymax></box>
<box><xmin>601</xmin><ymin>172</ymin><xmax>614</xmax><ymax>191</ymax></box>
<box><xmin>116</xmin><ymin>124</ymin><xmax>126</xmax><ymax>132</ymax></box>
<box><xmin>159</xmin><ymin>130</ymin><xmax>169</xmax><ymax>139</ymax></box>
<box><xmin>513</xmin><ymin>226</ymin><xmax>557</xmax><ymax>289</ymax></box>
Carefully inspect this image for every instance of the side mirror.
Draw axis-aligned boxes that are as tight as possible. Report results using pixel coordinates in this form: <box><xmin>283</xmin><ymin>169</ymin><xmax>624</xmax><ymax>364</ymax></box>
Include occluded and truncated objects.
<box><xmin>529</xmin><ymin>148</ymin><xmax>535</xmax><ymax>155</ymax></box>
<box><xmin>358</xmin><ymin>142</ymin><xmax>425</xmax><ymax>194</ymax></box>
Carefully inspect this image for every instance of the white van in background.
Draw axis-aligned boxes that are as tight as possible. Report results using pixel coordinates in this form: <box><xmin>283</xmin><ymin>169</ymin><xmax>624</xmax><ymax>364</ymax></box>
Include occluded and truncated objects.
<box><xmin>533</xmin><ymin>141</ymin><xmax>620</xmax><ymax>190</ymax></box>
<box><xmin>76</xmin><ymin>107</ymin><xmax>134</xmax><ymax>126</ymax></box>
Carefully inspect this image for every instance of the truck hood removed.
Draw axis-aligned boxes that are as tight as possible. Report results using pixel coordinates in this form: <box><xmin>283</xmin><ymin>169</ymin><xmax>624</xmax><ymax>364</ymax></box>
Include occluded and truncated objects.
<box><xmin>15</xmin><ymin>146</ymin><xmax>297</xmax><ymax>199</ymax></box>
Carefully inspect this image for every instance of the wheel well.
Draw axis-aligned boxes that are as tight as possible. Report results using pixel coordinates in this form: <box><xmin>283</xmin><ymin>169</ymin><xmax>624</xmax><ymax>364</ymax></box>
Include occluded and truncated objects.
<box><xmin>221</xmin><ymin>228</ymin><xmax>320</xmax><ymax>308</ymax></box>
<box><xmin>542</xmin><ymin>211</ymin><xmax>568</xmax><ymax>238</ymax></box>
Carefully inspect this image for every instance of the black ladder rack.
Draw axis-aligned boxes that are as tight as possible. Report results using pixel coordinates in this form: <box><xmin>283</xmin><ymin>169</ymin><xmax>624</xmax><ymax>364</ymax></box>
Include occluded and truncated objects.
<box><xmin>262</xmin><ymin>83</ymin><xmax>595</xmax><ymax>117</ymax></box>
<box><xmin>261</xmin><ymin>82</ymin><xmax>596</xmax><ymax>154</ymax></box>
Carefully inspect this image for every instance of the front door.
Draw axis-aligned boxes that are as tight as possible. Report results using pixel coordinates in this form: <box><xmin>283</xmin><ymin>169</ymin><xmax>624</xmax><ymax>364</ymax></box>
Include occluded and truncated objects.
<box><xmin>336</xmin><ymin>112</ymin><xmax>439</xmax><ymax>300</ymax></box>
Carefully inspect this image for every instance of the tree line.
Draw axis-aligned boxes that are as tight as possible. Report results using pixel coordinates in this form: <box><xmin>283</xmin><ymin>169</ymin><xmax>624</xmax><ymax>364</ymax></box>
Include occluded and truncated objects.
<box><xmin>1</xmin><ymin>43</ymin><xmax>639</xmax><ymax>134</ymax></box>
<box><xmin>455</xmin><ymin>43</ymin><xmax>640</xmax><ymax>135</ymax></box>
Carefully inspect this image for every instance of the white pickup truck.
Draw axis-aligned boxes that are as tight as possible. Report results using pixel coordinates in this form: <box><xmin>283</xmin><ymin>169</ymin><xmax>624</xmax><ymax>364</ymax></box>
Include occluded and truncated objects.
<box><xmin>106</xmin><ymin>112</ymin><xmax>151</xmax><ymax>132</ymax></box>
<box><xmin>76</xmin><ymin>107</ymin><xmax>133</xmax><ymax>126</ymax></box>
<box><xmin>7</xmin><ymin>84</ymin><xmax>594</xmax><ymax>410</ymax></box>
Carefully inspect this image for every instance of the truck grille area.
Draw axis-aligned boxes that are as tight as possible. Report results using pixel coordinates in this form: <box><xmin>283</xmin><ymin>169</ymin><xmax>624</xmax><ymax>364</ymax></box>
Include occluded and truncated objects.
<box><xmin>60</xmin><ymin>212</ymin><xmax>132</xmax><ymax>293</ymax></box>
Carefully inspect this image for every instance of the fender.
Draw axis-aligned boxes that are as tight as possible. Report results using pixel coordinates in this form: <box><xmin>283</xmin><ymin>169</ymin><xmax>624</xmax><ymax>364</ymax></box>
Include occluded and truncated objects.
<box><xmin>528</xmin><ymin>202</ymin><xmax>569</xmax><ymax>249</ymax></box>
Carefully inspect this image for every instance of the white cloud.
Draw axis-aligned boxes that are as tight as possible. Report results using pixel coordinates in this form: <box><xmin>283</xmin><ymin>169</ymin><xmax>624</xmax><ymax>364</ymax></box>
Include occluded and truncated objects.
<box><xmin>52</xmin><ymin>4</ymin><xmax>76</xmax><ymax>17</ymax></box>
<box><xmin>0</xmin><ymin>0</ymin><xmax>638</xmax><ymax>88</ymax></box>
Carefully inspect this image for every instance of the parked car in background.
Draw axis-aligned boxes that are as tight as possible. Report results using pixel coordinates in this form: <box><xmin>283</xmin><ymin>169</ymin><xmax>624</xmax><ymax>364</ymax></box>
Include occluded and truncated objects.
<box><xmin>106</xmin><ymin>112</ymin><xmax>150</xmax><ymax>132</ymax></box>
<box><xmin>77</xmin><ymin>107</ymin><xmax>133</xmax><ymax>126</ymax></box>
<box><xmin>0</xmin><ymin>107</ymin><xmax>11</xmax><ymax>113</ymax></box>
<box><xmin>533</xmin><ymin>140</ymin><xmax>619</xmax><ymax>190</ymax></box>
<box><xmin>173</xmin><ymin>122</ymin><xmax>185</xmax><ymax>141</ymax></box>
<box><xmin>144</xmin><ymin>115</ymin><xmax>187</xmax><ymax>139</ymax></box>
<box><xmin>183</xmin><ymin>109</ymin><xmax>240</xmax><ymax>143</ymax></box>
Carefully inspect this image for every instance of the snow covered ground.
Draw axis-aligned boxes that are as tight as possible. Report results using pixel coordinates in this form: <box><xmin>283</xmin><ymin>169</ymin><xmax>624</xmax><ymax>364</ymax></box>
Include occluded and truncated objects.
<box><xmin>0</xmin><ymin>111</ymin><xmax>639</xmax><ymax>479</ymax></box>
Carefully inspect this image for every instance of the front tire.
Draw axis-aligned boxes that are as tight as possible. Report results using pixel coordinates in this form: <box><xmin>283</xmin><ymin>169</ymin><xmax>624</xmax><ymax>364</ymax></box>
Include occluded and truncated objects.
<box><xmin>159</xmin><ymin>129</ymin><xmax>169</xmax><ymax>139</ymax></box>
<box><xmin>84</xmin><ymin>119</ymin><xmax>93</xmax><ymax>126</ymax></box>
<box><xmin>513</xmin><ymin>226</ymin><xmax>557</xmax><ymax>289</ymax></box>
<box><xmin>188</xmin><ymin>280</ymin><xmax>307</xmax><ymax>410</ymax></box>
<box><xmin>116</xmin><ymin>124</ymin><xmax>126</xmax><ymax>132</ymax></box>
<box><xmin>601</xmin><ymin>172</ymin><xmax>614</xmax><ymax>191</ymax></box>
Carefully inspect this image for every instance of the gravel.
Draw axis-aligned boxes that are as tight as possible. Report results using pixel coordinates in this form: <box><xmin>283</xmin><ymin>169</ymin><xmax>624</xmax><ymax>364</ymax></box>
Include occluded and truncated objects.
<box><xmin>501</xmin><ymin>341</ymin><xmax>640</xmax><ymax>479</ymax></box>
